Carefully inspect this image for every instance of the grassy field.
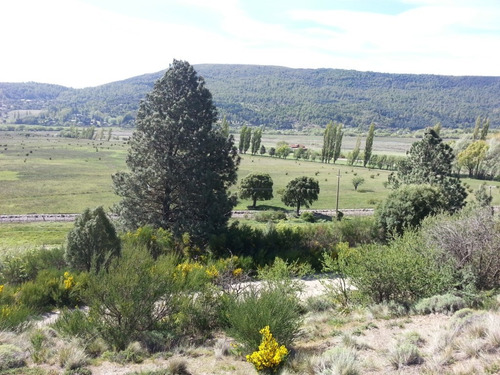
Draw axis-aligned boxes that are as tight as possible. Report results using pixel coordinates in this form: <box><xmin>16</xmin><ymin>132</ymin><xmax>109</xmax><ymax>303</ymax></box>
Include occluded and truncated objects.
<box><xmin>1</xmin><ymin>130</ymin><xmax>500</xmax><ymax>250</ymax></box>
<box><xmin>0</xmin><ymin>222</ymin><xmax>72</xmax><ymax>253</ymax></box>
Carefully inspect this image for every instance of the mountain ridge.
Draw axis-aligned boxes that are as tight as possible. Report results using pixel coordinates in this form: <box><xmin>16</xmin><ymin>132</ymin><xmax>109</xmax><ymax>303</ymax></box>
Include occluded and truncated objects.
<box><xmin>1</xmin><ymin>64</ymin><xmax>499</xmax><ymax>130</ymax></box>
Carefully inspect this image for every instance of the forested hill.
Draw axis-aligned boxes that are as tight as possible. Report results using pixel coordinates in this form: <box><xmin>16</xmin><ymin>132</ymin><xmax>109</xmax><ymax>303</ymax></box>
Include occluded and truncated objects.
<box><xmin>1</xmin><ymin>64</ymin><xmax>499</xmax><ymax>130</ymax></box>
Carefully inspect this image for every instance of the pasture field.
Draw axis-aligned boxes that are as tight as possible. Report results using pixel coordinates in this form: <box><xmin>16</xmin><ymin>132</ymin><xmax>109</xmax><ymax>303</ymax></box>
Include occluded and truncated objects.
<box><xmin>1</xmin><ymin>130</ymin><xmax>499</xmax><ymax>214</ymax></box>
<box><xmin>0</xmin><ymin>222</ymin><xmax>72</xmax><ymax>253</ymax></box>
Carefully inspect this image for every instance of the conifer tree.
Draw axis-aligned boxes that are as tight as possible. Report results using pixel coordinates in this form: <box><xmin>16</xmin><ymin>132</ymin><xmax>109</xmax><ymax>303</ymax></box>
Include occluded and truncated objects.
<box><xmin>112</xmin><ymin>60</ymin><xmax>239</xmax><ymax>244</ymax></box>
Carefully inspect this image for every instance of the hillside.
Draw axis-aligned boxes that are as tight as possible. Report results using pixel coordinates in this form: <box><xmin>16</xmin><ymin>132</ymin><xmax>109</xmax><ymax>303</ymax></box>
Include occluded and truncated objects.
<box><xmin>1</xmin><ymin>64</ymin><xmax>499</xmax><ymax>130</ymax></box>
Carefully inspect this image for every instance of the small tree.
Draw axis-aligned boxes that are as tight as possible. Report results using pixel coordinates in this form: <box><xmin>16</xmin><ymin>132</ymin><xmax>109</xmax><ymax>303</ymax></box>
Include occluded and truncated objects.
<box><xmin>281</xmin><ymin>176</ymin><xmax>320</xmax><ymax>215</ymax></box>
<box><xmin>268</xmin><ymin>147</ymin><xmax>276</xmax><ymax>157</ymax></box>
<box><xmin>352</xmin><ymin>176</ymin><xmax>365</xmax><ymax>191</ymax></box>
<box><xmin>259</xmin><ymin>145</ymin><xmax>266</xmax><ymax>155</ymax></box>
<box><xmin>276</xmin><ymin>144</ymin><xmax>291</xmax><ymax>159</ymax></box>
<box><xmin>65</xmin><ymin>206</ymin><xmax>121</xmax><ymax>272</ymax></box>
<box><xmin>376</xmin><ymin>184</ymin><xmax>443</xmax><ymax>237</ymax></box>
<box><xmin>240</xmin><ymin>173</ymin><xmax>274</xmax><ymax>209</ymax></box>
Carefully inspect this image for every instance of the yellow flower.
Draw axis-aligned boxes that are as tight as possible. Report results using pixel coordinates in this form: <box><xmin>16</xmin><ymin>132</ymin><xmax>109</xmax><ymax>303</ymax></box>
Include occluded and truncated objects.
<box><xmin>205</xmin><ymin>265</ymin><xmax>219</xmax><ymax>279</ymax></box>
<box><xmin>232</xmin><ymin>268</ymin><xmax>243</xmax><ymax>277</ymax></box>
<box><xmin>246</xmin><ymin>326</ymin><xmax>288</xmax><ymax>373</ymax></box>
<box><xmin>63</xmin><ymin>271</ymin><xmax>75</xmax><ymax>290</ymax></box>
<box><xmin>0</xmin><ymin>285</ymin><xmax>4</xmax><ymax>294</ymax></box>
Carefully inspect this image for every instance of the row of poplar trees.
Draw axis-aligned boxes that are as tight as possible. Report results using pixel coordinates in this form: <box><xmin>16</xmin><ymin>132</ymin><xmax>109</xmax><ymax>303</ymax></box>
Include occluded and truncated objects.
<box><xmin>321</xmin><ymin>121</ymin><xmax>375</xmax><ymax>167</ymax></box>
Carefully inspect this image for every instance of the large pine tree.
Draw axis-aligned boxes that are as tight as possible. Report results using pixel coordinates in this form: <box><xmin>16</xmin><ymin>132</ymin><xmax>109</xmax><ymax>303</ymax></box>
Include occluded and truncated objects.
<box><xmin>112</xmin><ymin>60</ymin><xmax>240</xmax><ymax>244</ymax></box>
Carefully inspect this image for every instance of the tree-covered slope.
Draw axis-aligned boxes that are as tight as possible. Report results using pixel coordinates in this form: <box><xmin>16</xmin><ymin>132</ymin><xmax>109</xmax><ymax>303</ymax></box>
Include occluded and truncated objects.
<box><xmin>1</xmin><ymin>65</ymin><xmax>499</xmax><ymax>130</ymax></box>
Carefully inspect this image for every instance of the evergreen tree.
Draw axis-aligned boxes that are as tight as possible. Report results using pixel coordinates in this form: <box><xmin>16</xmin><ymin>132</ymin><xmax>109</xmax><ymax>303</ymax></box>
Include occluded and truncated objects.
<box><xmin>388</xmin><ymin>128</ymin><xmax>466</xmax><ymax>213</ymax></box>
<box><xmin>112</xmin><ymin>60</ymin><xmax>239</xmax><ymax>244</ymax></box>
<box><xmin>364</xmin><ymin>123</ymin><xmax>375</xmax><ymax>167</ymax></box>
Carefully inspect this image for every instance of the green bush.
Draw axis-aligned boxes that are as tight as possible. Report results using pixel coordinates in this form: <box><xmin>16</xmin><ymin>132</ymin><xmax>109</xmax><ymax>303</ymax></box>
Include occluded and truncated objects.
<box><xmin>65</xmin><ymin>206</ymin><xmax>121</xmax><ymax>272</ymax></box>
<box><xmin>122</xmin><ymin>226</ymin><xmax>176</xmax><ymax>259</ymax></box>
<box><xmin>85</xmin><ymin>245</ymin><xmax>181</xmax><ymax>350</ymax></box>
<box><xmin>223</xmin><ymin>278</ymin><xmax>302</xmax><ymax>353</ymax></box>
<box><xmin>18</xmin><ymin>270</ymin><xmax>85</xmax><ymax>312</ymax></box>
<box><xmin>414</xmin><ymin>294</ymin><xmax>466</xmax><ymax>315</ymax></box>
<box><xmin>0</xmin><ymin>247</ymin><xmax>66</xmax><ymax>285</ymax></box>
<box><xmin>0</xmin><ymin>344</ymin><xmax>26</xmax><ymax>371</ymax></box>
<box><xmin>254</xmin><ymin>210</ymin><xmax>287</xmax><ymax>223</ymax></box>
<box><xmin>300</xmin><ymin>211</ymin><xmax>316</xmax><ymax>223</ymax></box>
<box><xmin>375</xmin><ymin>184</ymin><xmax>444</xmax><ymax>238</ymax></box>
<box><xmin>0</xmin><ymin>303</ymin><xmax>33</xmax><ymax>331</ymax></box>
<box><xmin>51</xmin><ymin>308</ymin><xmax>96</xmax><ymax>340</ymax></box>
<box><xmin>223</xmin><ymin>287</ymin><xmax>301</xmax><ymax>353</ymax></box>
<box><xmin>338</xmin><ymin>230</ymin><xmax>455</xmax><ymax>305</ymax></box>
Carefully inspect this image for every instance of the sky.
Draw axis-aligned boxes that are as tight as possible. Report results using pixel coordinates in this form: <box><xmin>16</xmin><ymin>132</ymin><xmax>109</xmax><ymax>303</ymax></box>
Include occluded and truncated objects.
<box><xmin>0</xmin><ymin>0</ymin><xmax>499</xmax><ymax>88</ymax></box>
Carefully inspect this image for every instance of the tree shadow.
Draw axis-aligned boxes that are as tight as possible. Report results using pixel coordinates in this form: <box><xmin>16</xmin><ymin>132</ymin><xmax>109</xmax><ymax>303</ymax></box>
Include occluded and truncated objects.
<box><xmin>357</xmin><ymin>189</ymin><xmax>375</xmax><ymax>193</ymax></box>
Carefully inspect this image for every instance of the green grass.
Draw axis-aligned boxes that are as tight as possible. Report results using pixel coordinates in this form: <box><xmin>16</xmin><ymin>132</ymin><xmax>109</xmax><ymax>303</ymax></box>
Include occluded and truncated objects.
<box><xmin>0</xmin><ymin>132</ymin><xmax>127</xmax><ymax>214</ymax></box>
<box><xmin>233</xmin><ymin>154</ymin><xmax>392</xmax><ymax>210</ymax></box>
<box><xmin>0</xmin><ymin>222</ymin><xmax>72</xmax><ymax>252</ymax></box>
<box><xmin>1</xmin><ymin>131</ymin><xmax>499</xmax><ymax>216</ymax></box>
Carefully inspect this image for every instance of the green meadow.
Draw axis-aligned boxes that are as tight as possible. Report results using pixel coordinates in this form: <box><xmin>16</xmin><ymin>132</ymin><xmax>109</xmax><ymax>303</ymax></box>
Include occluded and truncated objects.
<box><xmin>1</xmin><ymin>130</ymin><xmax>499</xmax><ymax>249</ymax></box>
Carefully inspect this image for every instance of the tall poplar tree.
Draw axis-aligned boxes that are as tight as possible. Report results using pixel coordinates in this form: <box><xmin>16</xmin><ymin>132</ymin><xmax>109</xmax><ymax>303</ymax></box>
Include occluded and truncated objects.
<box><xmin>112</xmin><ymin>60</ymin><xmax>240</xmax><ymax>244</ymax></box>
<box><xmin>333</xmin><ymin>123</ymin><xmax>343</xmax><ymax>163</ymax></box>
<box><xmin>364</xmin><ymin>123</ymin><xmax>375</xmax><ymax>167</ymax></box>
<box><xmin>321</xmin><ymin>122</ymin><xmax>337</xmax><ymax>163</ymax></box>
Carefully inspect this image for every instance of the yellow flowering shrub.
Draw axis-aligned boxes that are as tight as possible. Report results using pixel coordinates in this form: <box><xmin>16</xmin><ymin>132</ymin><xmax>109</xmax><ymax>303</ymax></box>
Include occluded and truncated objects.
<box><xmin>246</xmin><ymin>326</ymin><xmax>288</xmax><ymax>373</ymax></box>
<box><xmin>0</xmin><ymin>285</ymin><xmax>4</xmax><ymax>294</ymax></box>
<box><xmin>63</xmin><ymin>271</ymin><xmax>75</xmax><ymax>290</ymax></box>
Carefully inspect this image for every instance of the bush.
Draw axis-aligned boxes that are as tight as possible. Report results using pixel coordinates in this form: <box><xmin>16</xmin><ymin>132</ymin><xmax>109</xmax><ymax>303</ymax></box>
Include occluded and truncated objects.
<box><xmin>421</xmin><ymin>207</ymin><xmax>500</xmax><ymax>290</ymax></box>
<box><xmin>338</xmin><ymin>230</ymin><xmax>455</xmax><ymax>305</ymax></box>
<box><xmin>65</xmin><ymin>206</ymin><xmax>121</xmax><ymax>272</ymax></box>
<box><xmin>223</xmin><ymin>284</ymin><xmax>302</xmax><ymax>353</ymax></box>
<box><xmin>0</xmin><ymin>344</ymin><xmax>26</xmax><ymax>371</ymax></box>
<box><xmin>313</xmin><ymin>346</ymin><xmax>359</xmax><ymax>375</ymax></box>
<box><xmin>300</xmin><ymin>211</ymin><xmax>316</xmax><ymax>223</ymax></box>
<box><xmin>122</xmin><ymin>226</ymin><xmax>176</xmax><ymax>259</ymax></box>
<box><xmin>254</xmin><ymin>210</ymin><xmax>287</xmax><ymax>223</ymax></box>
<box><xmin>85</xmin><ymin>245</ymin><xmax>182</xmax><ymax>350</ymax></box>
<box><xmin>51</xmin><ymin>308</ymin><xmax>96</xmax><ymax>340</ymax></box>
<box><xmin>414</xmin><ymin>294</ymin><xmax>466</xmax><ymax>315</ymax></box>
<box><xmin>17</xmin><ymin>270</ymin><xmax>85</xmax><ymax>312</ymax></box>
<box><xmin>0</xmin><ymin>246</ymin><xmax>66</xmax><ymax>286</ymax></box>
<box><xmin>375</xmin><ymin>184</ymin><xmax>443</xmax><ymax>237</ymax></box>
<box><xmin>223</xmin><ymin>259</ymin><xmax>305</xmax><ymax>352</ymax></box>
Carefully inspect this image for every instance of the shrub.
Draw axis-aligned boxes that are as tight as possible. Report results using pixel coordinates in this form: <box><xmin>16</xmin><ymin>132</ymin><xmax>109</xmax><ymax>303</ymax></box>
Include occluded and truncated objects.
<box><xmin>254</xmin><ymin>210</ymin><xmax>287</xmax><ymax>223</ymax></box>
<box><xmin>65</xmin><ymin>206</ymin><xmax>121</xmax><ymax>272</ymax></box>
<box><xmin>85</xmin><ymin>245</ymin><xmax>182</xmax><ymax>350</ymax></box>
<box><xmin>123</xmin><ymin>226</ymin><xmax>176</xmax><ymax>259</ymax></box>
<box><xmin>339</xmin><ymin>230</ymin><xmax>455</xmax><ymax>305</ymax></box>
<box><xmin>389</xmin><ymin>341</ymin><xmax>422</xmax><ymax>369</ymax></box>
<box><xmin>375</xmin><ymin>184</ymin><xmax>443</xmax><ymax>237</ymax></box>
<box><xmin>300</xmin><ymin>211</ymin><xmax>316</xmax><ymax>223</ymax></box>
<box><xmin>246</xmin><ymin>326</ymin><xmax>289</xmax><ymax>374</ymax></box>
<box><xmin>414</xmin><ymin>294</ymin><xmax>466</xmax><ymax>315</ymax></box>
<box><xmin>223</xmin><ymin>284</ymin><xmax>302</xmax><ymax>353</ymax></box>
<box><xmin>313</xmin><ymin>346</ymin><xmax>359</xmax><ymax>375</ymax></box>
<box><xmin>0</xmin><ymin>303</ymin><xmax>33</xmax><ymax>331</ymax></box>
<box><xmin>0</xmin><ymin>344</ymin><xmax>26</xmax><ymax>371</ymax></box>
<box><xmin>51</xmin><ymin>308</ymin><xmax>96</xmax><ymax>340</ymax></box>
<box><xmin>421</xmin><ymin>207</ymin><xmax>500</xmax><ymax>290</ymax></box>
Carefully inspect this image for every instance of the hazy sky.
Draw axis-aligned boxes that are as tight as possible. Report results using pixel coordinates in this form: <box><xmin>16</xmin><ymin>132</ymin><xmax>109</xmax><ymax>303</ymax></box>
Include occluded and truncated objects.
<box><xmin>1</xmin><ymin>0</ymin><xmax>499</xmax><ymax>88</ymax></box>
